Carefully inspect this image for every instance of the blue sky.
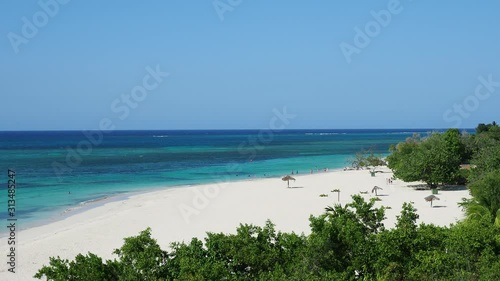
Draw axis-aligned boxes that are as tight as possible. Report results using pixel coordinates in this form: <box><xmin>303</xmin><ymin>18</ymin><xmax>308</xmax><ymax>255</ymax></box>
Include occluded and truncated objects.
<box><xmin>1</xmin><ymin>0</ymin><xmax>499</xmax><ymax>130</ymax></box>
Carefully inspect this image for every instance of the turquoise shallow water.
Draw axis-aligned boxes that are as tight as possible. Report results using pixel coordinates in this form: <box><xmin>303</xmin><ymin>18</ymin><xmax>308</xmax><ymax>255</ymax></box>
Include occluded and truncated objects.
<box><xmin>0</xmin><ymin>129</ymin><xmax>455</xmax><ymax>231</ymax></box>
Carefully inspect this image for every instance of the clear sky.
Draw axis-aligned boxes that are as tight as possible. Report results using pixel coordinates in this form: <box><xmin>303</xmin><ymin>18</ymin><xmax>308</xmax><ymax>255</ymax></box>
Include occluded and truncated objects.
<box><xmin>1</xmin><ymin>0</ymin><xmax>499</xmax><ymax>130</ymax></box>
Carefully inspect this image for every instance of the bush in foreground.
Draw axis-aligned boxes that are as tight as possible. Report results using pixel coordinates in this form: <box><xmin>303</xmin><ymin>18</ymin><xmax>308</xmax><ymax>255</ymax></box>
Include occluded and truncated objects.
<box><xmin>35</xmin><ymin>195</ymin><xmax>500</xmax><ymax>281</ymax></box>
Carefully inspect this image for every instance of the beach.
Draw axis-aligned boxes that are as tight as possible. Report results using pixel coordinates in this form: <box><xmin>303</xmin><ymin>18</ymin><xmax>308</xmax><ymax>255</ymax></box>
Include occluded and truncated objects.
<box><xmin>0</xmin><ymin>167</ymin><xmax>469</xmax><ymax>280</ymax></box>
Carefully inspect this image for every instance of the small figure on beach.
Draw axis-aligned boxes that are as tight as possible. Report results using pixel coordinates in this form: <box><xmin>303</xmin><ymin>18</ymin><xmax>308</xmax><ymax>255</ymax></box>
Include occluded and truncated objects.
<box><xmin>292</xmin><ymin>170</ymin><xmax>294</xmax><ymax>175</ymax></box>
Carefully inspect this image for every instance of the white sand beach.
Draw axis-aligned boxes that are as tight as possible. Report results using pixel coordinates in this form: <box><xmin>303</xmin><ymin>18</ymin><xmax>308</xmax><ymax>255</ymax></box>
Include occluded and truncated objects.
<box><xmin>0</xmin><ymin>168</ymin><xmax>470</xmax><ymax>280</ymax></box>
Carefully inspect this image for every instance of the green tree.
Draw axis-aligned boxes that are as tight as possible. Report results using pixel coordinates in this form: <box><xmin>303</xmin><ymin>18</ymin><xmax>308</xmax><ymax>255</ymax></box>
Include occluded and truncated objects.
<box><xmin>468</xmin><ymin>171</ymin><xmax>500</xmax><ymax>222</ymax></box>
<box><xmin>113</xmin><ymin>228</ymin><xmax>170</xmax><ymax>280</ymax></box>
<box><xmin>35</xmin><ymin>228</ymin><xmax>168</xmax><ymax>281</ymax></box>
<box><xmin>443</xmin><ymin>129</ymin><xmax>466</xmax><ymax>161</ymax></box>
<box><xmin>419</xmin><ymin>132</ymin><xmax>462</xmax><ymax>188</ymax></box>
<box><xmin>386</xmin><ymin>134</ymin><xmax>422</xmax><ymax>182</ymax></box>
<box><xmin>462</xmin><ymin>200</ymin><xmax>500</xmax><ymax>228</ymax></box>
<box><xmin>34</xmin><ymin>253</ymin><xmax>119</xmax><ymax>281</ymax></box>
<box><xmin>469</xmin><ymin>144</ymin><xmax>500</xmax><ymax>181</ymax></box>
<box><xmin>461</xmin><ymin>132</ymin><xmax>498</xmax><ymax>164</ymax></box>
<box><xmin>308</xmin><ymin>195</ymin><xmax>385</xmax><ymax>279</ymax></box>
<box><xmin>476</xmin><ymin>123</ymin><xmax>490</xmax><ymax>134</ymax></box>
<box><xmin>349</xmin><ymin>150</ymin><xmax>369</xmax><ymax>170</ymax></box>
<box><xmin>349</xmin><ymin>148</ymin><xmax>385</xmax><ymax>170</ymax></box>
<box><xmin>476</xmin><ymin>121</ymin><xmax>499</xmax><ymax>133</ymax></box>
<box><xmin>375</xmin><ymin>203</ymin><xmax>421</xmax><ymax>280</ymax></box>
<box><xmin>387</xmin><ymin>130</ymin><xmax>462</xmax><ymax>189</ymax></box>
<box><xmin>476</xmin><ymin>121</ymin><xmax>500</xmax><ymax>140</ymax></box>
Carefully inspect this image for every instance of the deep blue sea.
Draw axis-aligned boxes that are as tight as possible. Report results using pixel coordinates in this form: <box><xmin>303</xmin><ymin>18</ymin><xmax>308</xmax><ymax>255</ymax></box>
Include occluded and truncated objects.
<box><xmin>0</xmin><ymin>129</ymin><xmax>464</xmax><ymax>231</ymax></box>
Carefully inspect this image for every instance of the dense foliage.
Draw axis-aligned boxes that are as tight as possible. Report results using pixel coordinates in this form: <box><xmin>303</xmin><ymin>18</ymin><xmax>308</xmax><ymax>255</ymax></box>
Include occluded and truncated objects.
<box><xmin>36</xmin><ymin>122</ymin><xmax>500</xmax><ymax>281</ymax></box>
<box><xmin>476</xmin><ymin>121</ymin><xmax>500</xmax><ymax>140</ymax></box>
<box><xmin>386</xmin><ymin>129</ymin><xmax>465</xmax><ymax>188</ymax></box>
<box><xmin>35</xmin><ymin>195</ymin><xmax>500</xmax><ymax>281</ymax></box>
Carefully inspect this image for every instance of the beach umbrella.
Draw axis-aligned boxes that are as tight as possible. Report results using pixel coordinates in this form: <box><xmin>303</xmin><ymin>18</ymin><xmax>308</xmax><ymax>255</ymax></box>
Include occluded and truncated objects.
<box><xmin>331</xmin><ymin>189</ymin><xmax>341</xmax><ymax>201</ymax></box>
<box><xmin>282</xmin><ymin>175</ymin><xmax>296</xmax><ymax>188</ymax></box>
<box><xmin>371</xmin><ymin>186</ymin><xmax>383</xmax><ymax>196</ymax></box>
<box><xmin>425</xmin><ymin>195</ymin><xmax>440</xmax><ymax>207</ymax></box>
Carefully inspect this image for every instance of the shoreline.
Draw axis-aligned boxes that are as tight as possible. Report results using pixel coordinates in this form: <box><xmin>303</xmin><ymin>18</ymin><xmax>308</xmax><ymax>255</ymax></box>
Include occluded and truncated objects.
<box><xmin>2</xmin><ymin>166</ymin><xmax>347</xmax><ymax>236</ymax></box>
<box><xmin>0</xmin><ymin>167</ymin><xmax>469</xmax><ymax>280</ymax></box>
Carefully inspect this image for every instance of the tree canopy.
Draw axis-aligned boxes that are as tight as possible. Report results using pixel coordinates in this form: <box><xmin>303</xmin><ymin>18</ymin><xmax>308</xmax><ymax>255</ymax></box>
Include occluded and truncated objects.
<box><xmin>386</xmin><ymin>130</ymin><xmax>463</xmax><ymax>188</ymax></box>
<box><xmin>348</xmin><ymin>149</ymin><xmax>385</xmax><ymax>170</ymax></box>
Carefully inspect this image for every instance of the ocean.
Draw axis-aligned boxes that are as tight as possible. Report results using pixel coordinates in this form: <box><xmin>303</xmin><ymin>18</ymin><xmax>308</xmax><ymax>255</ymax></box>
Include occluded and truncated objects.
<box><xmin>0</xmin><ymin>129</ymin><xmax>456</xmax><ymax>232</ymax></box>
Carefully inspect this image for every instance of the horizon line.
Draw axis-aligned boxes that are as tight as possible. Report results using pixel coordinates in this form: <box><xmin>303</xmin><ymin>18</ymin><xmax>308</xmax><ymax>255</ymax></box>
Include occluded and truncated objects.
<box><xmin>0</xmin><ymin>128</ymin><xmax>476</xmax><ymax>132</ymax></box>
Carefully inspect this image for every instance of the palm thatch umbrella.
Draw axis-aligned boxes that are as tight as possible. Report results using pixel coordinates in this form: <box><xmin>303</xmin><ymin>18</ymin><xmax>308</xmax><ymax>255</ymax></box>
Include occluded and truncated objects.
<box><xmin>331</xmin><ymin>189</ymin><xmax>341</xmax><ymax>201</ymax></box>
<box><xmin>425</xmin><ymin>195</ymin><xmax>440</xmax><ymax>207</ymax></box>
<box><xmin>282</xmin><ymin>175</ymin><xmax>296</xmax><ymax>188</ymax></box>
<box><xmin>371</xmin><ymin>186</ymin><xmax>383</xmax><ymax>196</ymax></box>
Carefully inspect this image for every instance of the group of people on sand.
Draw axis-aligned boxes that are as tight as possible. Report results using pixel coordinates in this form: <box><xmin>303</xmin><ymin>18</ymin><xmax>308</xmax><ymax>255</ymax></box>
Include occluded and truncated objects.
<box><xmin>289</xmin><ymin>167</ymin><xmax>332</xmax><ymax>175</ymax></box>
<box><xmin>308</xmin><ymin>167</ymin><xmax>329</xmax><ymax>174</ymax></box>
